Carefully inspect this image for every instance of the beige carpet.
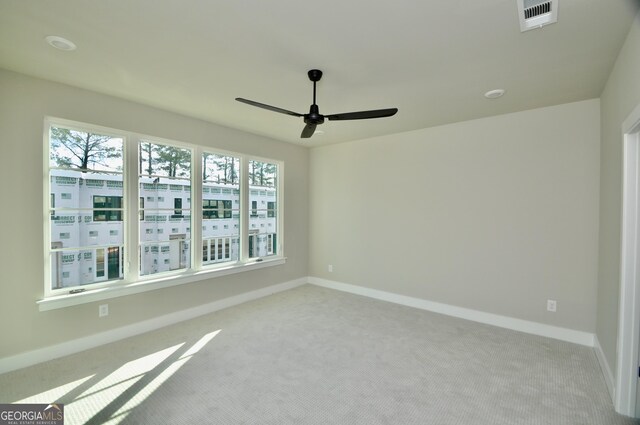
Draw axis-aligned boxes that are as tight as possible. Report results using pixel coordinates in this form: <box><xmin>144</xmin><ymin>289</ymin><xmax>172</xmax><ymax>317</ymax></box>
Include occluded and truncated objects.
<box><xmin>0</xmin><ymin>285</ymin><xmax>637</xmax><ymax>424</ymax></box>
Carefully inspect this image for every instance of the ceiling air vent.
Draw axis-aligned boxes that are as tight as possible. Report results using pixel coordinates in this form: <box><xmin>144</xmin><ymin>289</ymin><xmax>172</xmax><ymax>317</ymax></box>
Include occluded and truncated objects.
<box><xmin>517</xmin><ymin>0</ymin><xmax>558</xmax><ymax>32</ymax></box>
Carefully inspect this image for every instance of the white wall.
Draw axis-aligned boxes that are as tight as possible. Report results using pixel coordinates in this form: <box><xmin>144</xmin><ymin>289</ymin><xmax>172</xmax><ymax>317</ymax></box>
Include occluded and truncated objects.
<box><xmin>0</xmin><ymin>69</ymin><xmax>309</xmax><ymax>359</ymax></box>
<box><xmin>597</xmin><ymin>12</ymin><xmax>640</xmax><ymax>376</ymax></box>
<box><xmin>310</xmin><ymin>99</ymin><xmax>601</xmax><ymax>332</ymax></box>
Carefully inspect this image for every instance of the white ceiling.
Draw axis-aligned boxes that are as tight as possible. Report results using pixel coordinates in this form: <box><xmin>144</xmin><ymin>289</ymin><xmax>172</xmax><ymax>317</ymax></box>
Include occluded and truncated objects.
<box><xmin>0</xmin><ymin>0</ymin><xmax>637</xmax><ymax>146</ymax></box>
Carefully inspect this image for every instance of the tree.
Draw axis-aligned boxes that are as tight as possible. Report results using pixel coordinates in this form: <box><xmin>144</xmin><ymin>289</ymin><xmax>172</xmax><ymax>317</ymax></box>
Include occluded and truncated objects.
<box><xmin>227</xmin><ymin>156</ymin><xmax>238</xmax><ymax>184</ymax></box>
<box><xmin>249</xmin><ymin>160</ymin><xmax>276</xmax><ymax>187</ymax></box>
<box><xmin>203</xmin><ymin>152</ymin><xmax>210</xmax><ymax>181</ymax></box>
<box><xmin>140</xmin><ymin>142</ymin><xmax>154</xmax><ymax>176</ymax></box>
<box><xmin>202</xmin><ymin>154</ymin><xmax>240</xmax><ymax>184</ymax></box>
<box><xmin>154</xmin><ymin>145</ymin><xmax>190</xmax><ymax>177</ymax></box>
<box><xmin>50</xmin><ymin>128</ymin><xmax>121</xmax><ymax>171</ymax></box>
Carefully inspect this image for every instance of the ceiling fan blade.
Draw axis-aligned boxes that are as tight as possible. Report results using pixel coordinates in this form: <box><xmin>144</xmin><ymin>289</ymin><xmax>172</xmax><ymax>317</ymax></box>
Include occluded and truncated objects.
<box><xmin>235</xmin><ymin>98</ymin><xmax>303</xmax><ymax>117</ymax></box>
<box><xmin>326</xmin><ymin>108</ymin><xmax>398</xmax><ymax>121</ymax></box>
<box><xmin>301</xmin><ymin>123</ymin><xmax>317</xmax><ymax>138</ymax></box>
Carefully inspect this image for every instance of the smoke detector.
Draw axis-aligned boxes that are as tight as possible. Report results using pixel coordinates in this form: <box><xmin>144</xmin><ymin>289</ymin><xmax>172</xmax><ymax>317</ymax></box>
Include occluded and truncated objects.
<box><xmin>517</xmin><ymin>0</ymin><xmax>558</xmax><ymax>32</ymax></box>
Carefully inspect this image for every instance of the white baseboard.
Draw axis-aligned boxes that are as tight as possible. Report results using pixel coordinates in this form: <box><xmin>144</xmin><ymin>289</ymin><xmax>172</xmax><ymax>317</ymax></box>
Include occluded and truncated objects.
<box><xmin>1</xmin><ymin>277</ymin><xmax>599</xmax><ymax>376</ymax></box>
<box><xmin>0</xmin><ymin>278</ymin><xmax>307</xmax><ymax>375</ymax></box>
<box><xmin>594</xmin><ymin>334</ymin><xmax>616</xmax><ymax>403</ymax></box>
<box><xmin>309</xmin><ymin>277</ymin><xmax>595</xmax><ymax>347</ymax></box>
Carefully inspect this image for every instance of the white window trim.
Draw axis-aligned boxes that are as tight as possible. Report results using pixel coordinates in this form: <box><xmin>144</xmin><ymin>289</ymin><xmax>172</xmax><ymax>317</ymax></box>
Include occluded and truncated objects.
<box><xmin>42</xmin><ymin>117</ymin><xmax>285</xmax><ymax>310</ymax></box>
<box><xmin>38</xmin><ymin>256</ymin><xmax>286</xmax><ymax>311</ymax></box>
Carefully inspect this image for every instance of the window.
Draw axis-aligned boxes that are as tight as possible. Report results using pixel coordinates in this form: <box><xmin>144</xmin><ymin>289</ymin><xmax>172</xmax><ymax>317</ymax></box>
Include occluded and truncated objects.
<box><xmin>93</xmin><ymin>196</ymin><xmax>123</xmax><ymax>222</ymax></box>
<box><xmin>267</xmin><ymin>234</ymin><xmax>275</xmax><ymax>255</ymax></box>
<box><xmin>202</xmin><ymin>152</ymin><xmax>240</xmax><ymax>266</ymax></box>
<box><xmin>202</xmin><ymin>237</ymin><xmax>233</xmax><ymax>264</ymax></box>
<box><xmin>45</xmin><ymin>118</ymin><xmax>283</xmax><ymax>302</ymax></box>
<box><xmin>96</xmin><ymin>249</ymin><xmax>105</xmax><ymax>278</ymax></box>
<box><xmin>173</xmin><ymin>198</ymin><xmax>183</xmax><ymax>218</ymax></box>
<box><xmin>267</xmin><ymin>201</ymin><xmax>276</xmax><ymax>218</ymax></box>
<box><xmin>203</xmin><ymin>200</ymin><xmax>232</xmax><ymax>219</ymax></box>
<box><xmin>139</xmin><ymin>140</ymin><xmax>191</xmax><ymax>277</ymax></box>
<box><xmin>249</xmin><ymin>160</ymin><xmax>278</xmax><ymax>258</ymax></box>
<box><xmin>47</xmin><ymin>124</ymin><xmax>124</xmax><ymax>291</ymax></box>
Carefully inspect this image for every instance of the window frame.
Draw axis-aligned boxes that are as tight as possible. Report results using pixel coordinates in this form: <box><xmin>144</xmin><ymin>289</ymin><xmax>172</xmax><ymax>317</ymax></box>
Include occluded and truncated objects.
<box><xmin>42</xmin><ymin>117</ymin><xmax>285</xmax><ymax>310</ymax></box>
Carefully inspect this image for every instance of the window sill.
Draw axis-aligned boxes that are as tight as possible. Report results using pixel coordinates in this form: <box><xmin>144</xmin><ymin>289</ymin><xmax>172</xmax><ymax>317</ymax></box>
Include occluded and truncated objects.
<box><xmin>38</xmin><ymin>256</ymin><xmax>286</xmax><ymax>311</ymax></box>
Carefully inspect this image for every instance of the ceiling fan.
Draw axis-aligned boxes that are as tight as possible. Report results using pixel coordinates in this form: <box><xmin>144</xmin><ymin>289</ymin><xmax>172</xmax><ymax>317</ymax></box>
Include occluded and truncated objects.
<box><xmin>236</xmin><ymin>69</ymin><xmax>398</xmax><ymax>139</ymax></box>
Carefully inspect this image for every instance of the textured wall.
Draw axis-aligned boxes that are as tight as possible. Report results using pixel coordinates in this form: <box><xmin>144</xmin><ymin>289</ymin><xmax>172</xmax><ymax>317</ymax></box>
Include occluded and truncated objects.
<box><xmin>310</xmin><ymin>99</ymin><xmax>601</xmax><ymax>332</ymax></box>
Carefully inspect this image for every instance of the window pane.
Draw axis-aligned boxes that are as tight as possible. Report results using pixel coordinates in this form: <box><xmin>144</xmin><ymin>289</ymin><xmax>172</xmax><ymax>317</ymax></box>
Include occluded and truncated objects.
<box><xmin>50</xmin><ymin>245</ymin><xmax>123</xmax><ymax>290</ymax></box>
<box><xmin>248</xmin><ymin>160</ymin><xmax>278</xmax><ymax>258</ymax></box>
<box><xmin>49</xmin><ymin>126</ymin><xmax>124</xmax><ymax>291</ymax></box>
<box><xmin>51</xmin><ymin>209</ymin><xmax>124</xmax><ymax>248</ymax></box>
<box><xmin>140</xmin><ymin>207</ymin><xmax>192</xmax><ymax>276</ymax></box>
<box><xmin>139</xmin><ymin>141</ymin><xmax>191</xmax><ymax>179</ymax></box>
<box><xmin>140</xmin><ymin>240</ymin><xmax>191</xmax><ymax>276</ymax></box>
<box><xmin>139</xmin><ymin>141</ymin><xmax>192</xmax><ymax>276</ymax></box>
<box><xmin>50</xmin><ymin>127</ymin><xmax>123</xmax><ymax>173</ymax></box>
<box><xmin>202</xmin><ymin>153</ymin><xmax>240</xmax><ymax>265</ymax></box>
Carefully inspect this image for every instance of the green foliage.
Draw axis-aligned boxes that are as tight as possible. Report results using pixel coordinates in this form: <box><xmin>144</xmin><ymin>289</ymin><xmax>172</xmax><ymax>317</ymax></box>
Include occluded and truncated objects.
<box><xmin>140</xmin><ymin>142</ymin><xmax>190</xmax><ymax>178</ymax></box>
<box><xmin>140</xmin><ymin>142</ymin><xmax>154</xmax><ymax>176</ymax></box>
<box><xmin>155</xmin><ymin>145</ymin><xmax>190</xmax><ymax>177</ymax></box>
<box><xmin>249</xmin><ymin>160</ymin><xmax>276</xmax><ymax>187</ymax></box>
<box><xmin>203</xmin><ymin>154</ymin><xmax>239</xmax><ymax>184</ymax></box>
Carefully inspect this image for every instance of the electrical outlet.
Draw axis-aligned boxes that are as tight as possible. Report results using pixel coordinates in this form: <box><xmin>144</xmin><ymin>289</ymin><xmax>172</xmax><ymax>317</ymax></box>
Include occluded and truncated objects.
<box><xmin>328</xmin><ymin>264</ymin><xmax>333</xmax><ymax>272</ymax></box>
<box><xmin>99</xmin><ymin>304</ymin><xmax>109</xmax><ymax>317</ymax></box>
<box><xmin>547</xmin><ymin>299</ymin><xmax>557</xmax><ymax>312</ymax></box>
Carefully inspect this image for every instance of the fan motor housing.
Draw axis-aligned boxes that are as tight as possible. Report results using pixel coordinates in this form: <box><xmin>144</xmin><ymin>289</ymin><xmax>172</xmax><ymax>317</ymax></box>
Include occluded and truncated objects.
<box><xmin>308</xmin><ymin>69</ymin><xmax>323</xmax><ymax>82</ymax></box>
<box><xmin>304</xmin><ymin>104</ymin><xmax>324</xmax><ymax>124</ymax></box>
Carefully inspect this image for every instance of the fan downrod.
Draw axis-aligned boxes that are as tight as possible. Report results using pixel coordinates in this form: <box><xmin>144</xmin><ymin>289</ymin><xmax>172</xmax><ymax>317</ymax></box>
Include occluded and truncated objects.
<box><xmin>305</xmin><ymin>69</ymin><xmax>324</xmax><ymax>125</ymax></box>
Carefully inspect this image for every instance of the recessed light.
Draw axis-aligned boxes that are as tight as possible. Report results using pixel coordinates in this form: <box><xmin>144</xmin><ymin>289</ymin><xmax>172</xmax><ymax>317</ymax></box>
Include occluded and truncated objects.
<box><xmin>484</xmin><ymin>89</ymin><xmax>506</xmax><ymax>99</ymax></box>
<box><xmin>45</xmin><ymin>35</ymin><xmax>76</xmax><ymax>51</ymax></box>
